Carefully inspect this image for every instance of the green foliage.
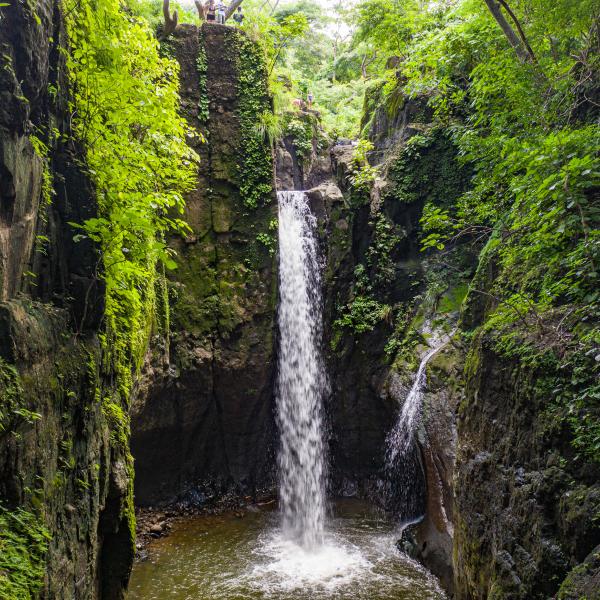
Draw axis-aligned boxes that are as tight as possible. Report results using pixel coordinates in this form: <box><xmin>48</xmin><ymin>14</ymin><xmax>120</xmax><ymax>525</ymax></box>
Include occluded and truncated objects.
<box><xmin>386</xmin><ymin>131</ymin><xmax>472</xmax><ymax>211</ymax></box>
<box><xmin>256</xmin><ymin>219</ymin><xmax>278</xmax><ymax>256</ymax></box>
<box><xmin>64</xmin><ymin>0</ymin><xmax>198</xmax><ymax>393</ymax></box>
<box><xmin>284</xmin><ymin>118</ymin><xmax>313</xmax><ymax>161</ymax></box>
<box><xmin>334</xmin><ymin>261</ymin><xmax>391</xmax><ymax>334</ymax></box>
<box><xmin>353</xmin><ymin>0</ymin><xmax>420</xmax><ymax>56</ymax></box>
<box><xmin>0</xmin><ymin>358</ymin><xmax>41</xmax><ymax>435</ymax></box>
<box><xmin>255</xmin><ymin>110</ymin><xmax>284</xmax><ymax>146</ymax></box>
<box><xmin>235</xmin><ymin>32</ymin><xmax>274</xmax><ymax>208</ymax></box>
<box><xmin>348</xmin><ymin>139</ymin><xmax>378</xmax><ymax>193</ymax></box>
<box><xmin>334</xmin><ymin>294</ymin><xmax>390</xmax><ymax>334</ymax></box>
<box><xmin>365</xmin><ymin>213</ymin><xmax>400</xmax><ymax>285</ymax></box>
<box><xmin>480</xmin><ymin>316</ymin><xmax>600</xmax><ymax>463</ymax></box>
<box><xmin>127</xmin><ymin>0</ymin><xmax>200</xmax><ymax>28</ymax></box>
<box><xmin>349</xmin><ymin>0</ymin><xmax>600</xmax><ymax>463</ymax></box>
<box><xmin>240</xmin><ymin>0</ymin><xmax>365</xmax><ymax>138</ymax></box>
<box><xmin>384</xmin><ymin>303</ymin><xmax>422</xmax><ymax>363</ymax></box>
<box><xmin>0</xmin><ymin>505</ymin><xmax>50</xmax><ymax>600</ymax></box>
<box><xmin>196</xmin><ymin>29</ymin><xmax>209</xmax><ymax>125</ymax></box>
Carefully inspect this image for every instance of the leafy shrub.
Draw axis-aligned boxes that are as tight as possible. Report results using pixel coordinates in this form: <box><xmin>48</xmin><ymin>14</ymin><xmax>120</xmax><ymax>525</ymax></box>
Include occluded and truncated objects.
<box><xmin>0</xmin><ymin>506</ymin><xmax>50</xmax><ymax>600</ymax></box>
<box><xmin>64</xmin><ymin>0</ymin><xmax>198</xmax><ymax>391</ymax></box>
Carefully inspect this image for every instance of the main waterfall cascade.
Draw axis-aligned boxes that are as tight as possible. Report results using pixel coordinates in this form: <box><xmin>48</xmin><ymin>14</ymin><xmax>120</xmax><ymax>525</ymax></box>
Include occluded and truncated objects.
<box><xmin>275</xmin><ymin>190</ymin><xmax>327</xmax><ymax>549</ymax></box>
<box><xmin>128</xmin><ymin>192</ymin><xmax>448</xmax><ymax>599</ymax></box>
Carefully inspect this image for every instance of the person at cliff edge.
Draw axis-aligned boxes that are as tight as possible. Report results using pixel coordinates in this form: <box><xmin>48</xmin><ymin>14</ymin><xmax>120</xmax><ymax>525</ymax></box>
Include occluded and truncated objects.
<box><xmin>216</xmin><ymin>0</ymin><xmax>227</xmax><ymax>24</ymax></box>
<box><xmin>205</xmin><ymin>0</ymin><xmax>216</xmax><ymax>21</ymax></box>
<box><xmin>233</xmin><ymin>5</ymin><xmax>244</xmax><ymax>25</ymax></box>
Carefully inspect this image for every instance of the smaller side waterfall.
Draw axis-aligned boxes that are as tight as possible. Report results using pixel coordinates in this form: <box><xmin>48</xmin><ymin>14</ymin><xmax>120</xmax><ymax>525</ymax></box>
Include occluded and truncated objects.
<box><xmin>276</xmin><ymin>190</ymin><xmax>327</xmax><ymax>550</ymax></box>
<box><xmin>386</xmin><ymin>329</ymin><xmax>453</xmax><ymax>465</ymax></box>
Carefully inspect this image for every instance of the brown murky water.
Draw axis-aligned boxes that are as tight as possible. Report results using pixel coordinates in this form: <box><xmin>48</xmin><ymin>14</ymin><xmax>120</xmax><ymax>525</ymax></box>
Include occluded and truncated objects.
<box><xmin>128</xmin><ymin>499</ymin><xmax>446</xmax><ymax>600</ymax></box>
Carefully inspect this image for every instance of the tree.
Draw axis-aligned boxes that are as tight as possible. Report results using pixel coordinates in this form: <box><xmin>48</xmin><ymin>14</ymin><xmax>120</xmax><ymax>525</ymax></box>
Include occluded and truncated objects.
<box><xmin>482</xmin><ymin>0</ymin><xmax>536</xmax><ymax>63</ymax></box>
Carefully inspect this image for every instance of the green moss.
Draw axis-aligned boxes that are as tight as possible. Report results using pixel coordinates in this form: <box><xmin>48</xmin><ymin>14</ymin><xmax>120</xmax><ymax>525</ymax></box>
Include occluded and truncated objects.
<box><xmin>234</xmin><ymin>32</ymin><xmax>274</xmax><ymax>209</ymax></box>
<box><xmin>557</xmin><ymin>550</ymin><xmax>600</xmax><ymax>600</ymax></box>
<box><xmin>360</xmin><ymin>78</ymin><xmax>385</xmax><ymax>138</ymax></box>
<box><xmin>0</xmin><ymin>505</ymin><xmax>51</xmax><ymax>600</ymax></box>
<box><xmin>460</xmin><ymin>234</ymin><xmax>500</xmax><ymax>329</ymax></box>
<box><xmin>385</xmin><ymin>130</ymin><xmax>472</xmax><ymax>208</ymax></box>
<box><xmin>438</xmin><ymin>282</ymin><xmax>468</xmax><ymax>314</ymax></box>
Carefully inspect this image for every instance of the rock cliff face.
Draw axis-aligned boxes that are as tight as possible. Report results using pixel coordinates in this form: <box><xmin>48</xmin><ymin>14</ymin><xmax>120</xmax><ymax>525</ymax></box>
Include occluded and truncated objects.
<box><xmin>303</xmin><ymin>96</ymin><xmax>471</xmax><ymax>513</ymax></box>
<box><xmin>0</xmin><ymin>2</ymin><xmax>133</xmax><ymax>598</ymax></box>
<box><xmin>275</xmin><ymin>110</ymin><xmax>331</xmax><ymax>191</ymax></box>
<box><xmin>131</xmin><ymin>24</ymin><xmax>278</xmax><ymax>507</ymax></box>
<box><xmin>453</xmin><ymin>330</ymin><xmax>600</xmax><ymax>599</ymax></box>
<box><xmin>307</xmin><ymin>168</ymin><xmax>426</xmax><ymax>500</ymax></box>
<box><xmin>347</xmin><ymin>81</ymin><xmax>600</xmax><ymax>599</ymax></box>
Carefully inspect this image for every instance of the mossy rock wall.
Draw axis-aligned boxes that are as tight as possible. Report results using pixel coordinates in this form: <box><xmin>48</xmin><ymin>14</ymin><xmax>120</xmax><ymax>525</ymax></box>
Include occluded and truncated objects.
<box><xmin>0</xmin><ymin>4</ymin><xmax>134</xmax><ymax>598</ymax></box>
<box><xmin>131</xmin><ymin>24</ymin><xmax>278</xmax><ymax>506</ymax></box>
<box><xmin>0</xmin><ymin>302</ymin><xmax>133</xmax><ymax>599</ymax></box>
<box><xmin>453</xmin><ymin>329</ymin><xmax>600</xmax><ymax>599</ymax></box>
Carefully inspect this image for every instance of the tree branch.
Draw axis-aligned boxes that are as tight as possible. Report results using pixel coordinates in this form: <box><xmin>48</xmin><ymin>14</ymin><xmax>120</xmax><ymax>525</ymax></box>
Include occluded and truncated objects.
<box><xmin>497</xmin><ymin>0</ymin><xmax>537</xmax><ymax>63</ymax></box>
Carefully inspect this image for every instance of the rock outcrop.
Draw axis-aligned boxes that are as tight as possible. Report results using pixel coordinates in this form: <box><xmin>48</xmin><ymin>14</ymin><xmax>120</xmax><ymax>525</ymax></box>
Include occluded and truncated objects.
<box><xmin>0</xmin><ymin>2</ymin><xmax>133</xmax><ymax>597</ymax></box>
<box><xmin>352</xmin><ymin>77</ymin><xmax>600</xmax><ymax>600</ymax></box>
<box><xmin>131</xmin><ymin>24</ymin><xmax>278</xmax><ymax>507</ymax></box>
<box><xmin>275</xmin><ymin>110</ymin><xmax>331</xmax><ymax>191</ymax></box>
<box><xmin>453</xmin><ymin>331</ymin><xmax>600</xmax><ymax>599</ymax></box>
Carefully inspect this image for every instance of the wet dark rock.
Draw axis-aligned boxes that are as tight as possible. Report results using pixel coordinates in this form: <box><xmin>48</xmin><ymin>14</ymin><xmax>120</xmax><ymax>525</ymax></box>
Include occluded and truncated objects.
<box><xmin>275</xmin><ymin>111</ymin><xmax>330</xmax><ymax>191</ymax></box>
<box><xmin>0</xmin><ymin>4</ymin><xmax>132</xmax><ymax>598</ymax></box>
<box><xmin>453</xmin><ymin>335</ymin><xmax>600</xmax><ymax>599</ymax></box>
<box><xmin>396</xmin><ymin>522</ymin><xmax>421</xmax><ymax>557</ymax></box>
<box><xmin>131</xmin><ymin>24</ymin><xmax>277</xmax><ymax>508</ymax></box>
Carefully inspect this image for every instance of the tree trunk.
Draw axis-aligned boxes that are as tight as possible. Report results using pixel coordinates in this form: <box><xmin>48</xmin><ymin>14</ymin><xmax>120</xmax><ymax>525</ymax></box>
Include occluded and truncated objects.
<box><xmin>497</xmin><ymin>0</ymin><xmax>537</xmax><ymax>63</ymax></box>
<box><xmin>482</xmin><ymin>0</ymin><xmax>529</xmax><ymax>62</ymax></box>
<box><xmin>225</xmin><ymin>0</ymin><xmax>244</xmax><ymax>20</ymax></box>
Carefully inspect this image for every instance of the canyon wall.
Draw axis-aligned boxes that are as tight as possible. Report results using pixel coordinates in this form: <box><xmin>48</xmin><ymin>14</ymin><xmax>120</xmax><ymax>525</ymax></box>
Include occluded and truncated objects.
<box><xmin>131</xmin><ymin>24</ymin><xmax>278</xmax><ymax>507</ymax></box>
<box><xmin>284</xmin><ymin>77</ymin><xmax>600</xmax><ymax>598</ymax></box>
<box><xmin>0</xmin><ymin>1</ymin><xmax>133</xmax><ymax>597</ymax></box>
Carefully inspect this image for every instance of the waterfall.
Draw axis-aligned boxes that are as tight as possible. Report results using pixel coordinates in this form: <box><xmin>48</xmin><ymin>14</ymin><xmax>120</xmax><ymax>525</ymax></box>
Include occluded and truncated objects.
<box><xmin>276</xmin><ymin>190</ymin><xmax>327</xmax><ymax>550</ymax></box>
<box><xmin>386</xmin><ymin>329</ymin><xmax>452</xmax><ymax>466</ymax></box>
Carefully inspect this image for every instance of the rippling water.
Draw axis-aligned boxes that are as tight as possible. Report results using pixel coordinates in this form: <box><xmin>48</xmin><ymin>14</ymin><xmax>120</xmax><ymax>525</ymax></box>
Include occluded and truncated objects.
<box><xmin>128</xmin><ymin>500</ymin><xmax>447</xmax><ymax>600</ymax></box>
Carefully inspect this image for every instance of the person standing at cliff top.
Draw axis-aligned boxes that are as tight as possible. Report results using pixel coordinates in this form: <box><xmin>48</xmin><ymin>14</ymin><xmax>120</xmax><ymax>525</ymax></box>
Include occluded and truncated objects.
<box><xmin>307</xmin><ymin>91</ymin><xmax>314</xmax><ymax>108</ymax></box>
<box><xmin>233</xmin><ymin>5</ymin><xmax>244</xmax><ymax>25</ymax></box>
<box><xmin>205</xmin><ymin>0</ymin><xmax>216</xmax><ymax>21</ymax></box>
<box><xmin>216</xmin><ymin>0</ymin><xmax>227</xmax><ymax>24</ymax></box>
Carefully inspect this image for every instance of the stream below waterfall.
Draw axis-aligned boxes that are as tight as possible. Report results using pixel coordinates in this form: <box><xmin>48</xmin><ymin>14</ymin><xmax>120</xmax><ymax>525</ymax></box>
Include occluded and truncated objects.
<box><xmin>128</xmin><ymin>500</ymin><xmax>446</xmax><ymax>599</ymax></box>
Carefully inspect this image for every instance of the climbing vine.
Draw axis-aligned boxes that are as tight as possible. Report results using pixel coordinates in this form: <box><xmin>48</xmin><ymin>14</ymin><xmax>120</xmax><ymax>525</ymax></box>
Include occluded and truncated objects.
<box><xmin>196</xmin><ymin>29</ymin><xmax>209</xmax><ymax>126</ymax></box>
<box><xmin>235</xmin><ymin>32</ymin><xmax>274</xmax><ymax>209</ymax></box>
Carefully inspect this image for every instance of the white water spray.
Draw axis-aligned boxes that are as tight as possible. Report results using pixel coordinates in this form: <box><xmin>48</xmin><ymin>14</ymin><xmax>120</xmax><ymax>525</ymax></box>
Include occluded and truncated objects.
<box><xmin>386</xmin><ymin>328</ymin><xmax>453</xmax><ymax>465</ymax></box>
<box><xmin>276</xmin><ymin>191</ymin><xmax>327</xmax><ymax>550</ymax></box>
